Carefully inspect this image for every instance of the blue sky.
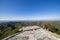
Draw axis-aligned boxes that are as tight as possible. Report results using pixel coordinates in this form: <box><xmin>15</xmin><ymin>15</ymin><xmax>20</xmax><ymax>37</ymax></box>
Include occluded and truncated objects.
<box><xmin>0</xmin><ymin>0</ymin><xmax>60</xmax><ymax>21</ymax></box>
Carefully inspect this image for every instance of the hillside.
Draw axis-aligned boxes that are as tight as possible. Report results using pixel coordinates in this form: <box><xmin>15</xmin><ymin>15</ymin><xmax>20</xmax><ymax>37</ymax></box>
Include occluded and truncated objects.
<box><xmin>0</xmin><ymin>21</ymin><xmax>60</xmax><ymax>40</ymax></box>
<box><xmin>3</xmin><ymin>26</ymin><xmax>60</xmax><ymax>40</ymax></box>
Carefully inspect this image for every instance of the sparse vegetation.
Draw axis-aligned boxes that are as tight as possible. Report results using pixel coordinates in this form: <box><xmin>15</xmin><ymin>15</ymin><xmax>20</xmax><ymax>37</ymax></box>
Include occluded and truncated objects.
<box><xmin>42</xmin><ymin>23</ymin><xmax>60</xmax><ymax>35</ymax></box>
<box><xmin>0</xmin><ymin>22</ymin><xmax>22</xmax><ymax>40</ymax></box>
<box><xmin>0</xmin><ymin>21</ymin><xmax>60</xmax><ymax>40</ymax></box>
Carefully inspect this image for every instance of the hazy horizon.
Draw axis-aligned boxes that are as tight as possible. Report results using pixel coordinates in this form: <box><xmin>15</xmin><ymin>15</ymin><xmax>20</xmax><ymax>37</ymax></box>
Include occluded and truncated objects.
<box><xmin>0</xmin><ymin>0</ymin><xmax>60</xmax><ymax>21</ymax></box>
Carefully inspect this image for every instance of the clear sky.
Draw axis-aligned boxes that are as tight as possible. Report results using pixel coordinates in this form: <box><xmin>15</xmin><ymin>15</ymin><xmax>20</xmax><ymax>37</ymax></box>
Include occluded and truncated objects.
<box><xmin>0</xmin><ymin>0</ymin><xmax>60</xmax><ymax>21</ymax></box>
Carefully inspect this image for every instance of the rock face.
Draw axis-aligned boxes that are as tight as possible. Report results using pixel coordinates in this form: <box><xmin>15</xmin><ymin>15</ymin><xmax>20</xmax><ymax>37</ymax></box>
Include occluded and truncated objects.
<box><xmin>3</xmin><ymin>26</ymin><xmax>60</xmax><ymax>40</ymax></box>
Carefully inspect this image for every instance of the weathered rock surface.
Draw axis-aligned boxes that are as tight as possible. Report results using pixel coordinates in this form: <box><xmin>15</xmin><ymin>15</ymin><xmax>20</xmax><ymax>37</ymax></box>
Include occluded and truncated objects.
<box><xmin>3</xmin><ymin>26</ymin><xmax>60</xmax><ymax>40</ymax></box>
